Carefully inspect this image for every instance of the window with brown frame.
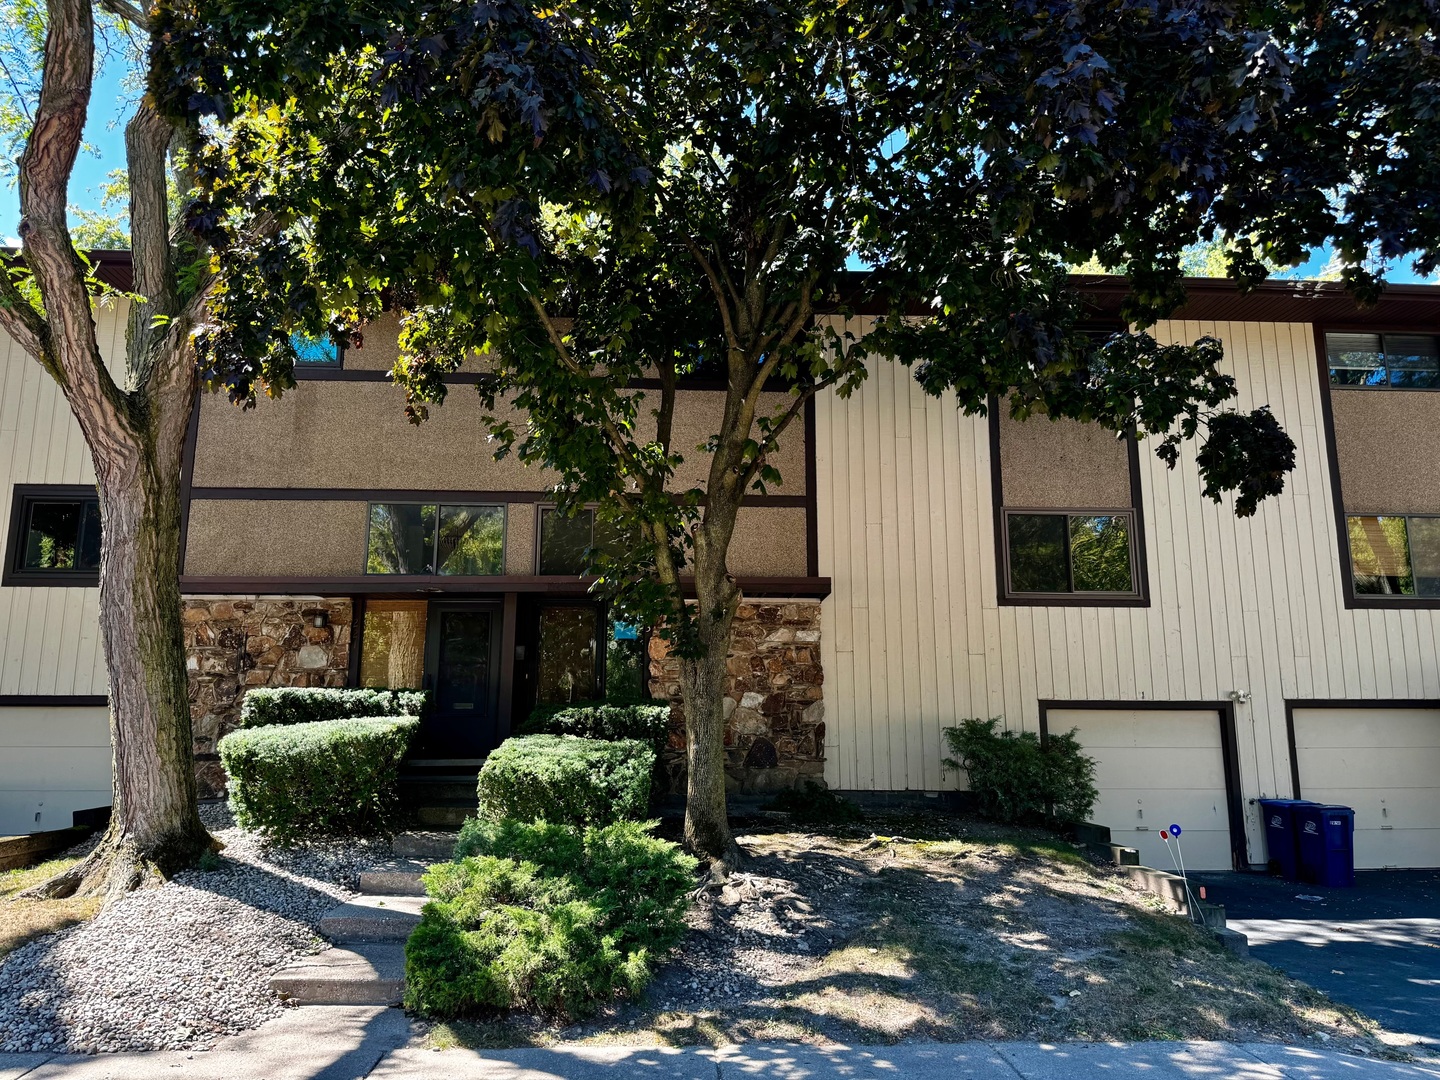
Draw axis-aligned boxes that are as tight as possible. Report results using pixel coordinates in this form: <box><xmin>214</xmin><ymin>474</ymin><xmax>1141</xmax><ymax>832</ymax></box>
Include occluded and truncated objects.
<box><xmin>1002</xmin><ymin>509</ymin><xmax>1140</xmax><ymax>599</ymax></box>
<box><xmin>1326</xmin><ymin>331</ymin><xmax>1440</xmax><ymax>388</ymax></box>
<box><xmin>4</xmin><ymin>486</ymin><xmax>101</xmax><ymax>587</ymax></box>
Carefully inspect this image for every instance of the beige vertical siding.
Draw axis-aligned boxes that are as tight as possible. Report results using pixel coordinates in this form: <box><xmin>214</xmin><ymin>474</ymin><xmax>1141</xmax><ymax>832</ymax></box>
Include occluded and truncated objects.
<box><xmin>0</xmin><ymin>302</ymin><xmax>128</xmax><ymax>697</ymax></box>
<box><xmin>815</xmin><ymin>319</ymin><xmax>1440</xmax><ymax>859</ymax></box>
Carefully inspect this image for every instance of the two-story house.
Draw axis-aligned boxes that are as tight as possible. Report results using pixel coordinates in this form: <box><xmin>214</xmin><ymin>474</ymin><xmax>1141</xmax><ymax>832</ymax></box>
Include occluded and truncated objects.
<box><xmin>3</xmin><ymin>254</ymin><xmax>1438</xmax><ymax>873</ymax></box>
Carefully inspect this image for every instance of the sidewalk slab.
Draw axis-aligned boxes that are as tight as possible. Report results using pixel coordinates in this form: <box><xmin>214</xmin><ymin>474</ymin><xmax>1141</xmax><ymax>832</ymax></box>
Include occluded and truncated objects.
<box><xmin>0</xmin><ymin>1054</ymin><xmax>56</xmax><ymax>1079</ymax></box>
<box><xmin>373</xmin><ymin>1045</ymin><xmax>712</xmax><ymax>1079</ymax></box>
<box><xmin>712</xmin><ymin>1042</ymin><xmax>1016</xmax><ymax>1077</ymax></box>
<box><xmin>1239</xmin><ymin>1043</ymin><xmax>1440</xmax><ymax>1079</ymax></box>
<box><xmin>19</xmin><ymin>1005</ymin><xmax>410</xmax><ymax>1080</ymax></box>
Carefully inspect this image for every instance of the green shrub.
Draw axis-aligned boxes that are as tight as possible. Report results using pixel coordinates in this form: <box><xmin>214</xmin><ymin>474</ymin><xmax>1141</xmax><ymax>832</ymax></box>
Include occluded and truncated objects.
<box><xmin>238</xmin><ymin>687</ymin><xmax>428</xmax><ymax>729</ymax></box>
<box><xmin>476</xmin><ymin>736</ymin><xmax>655</xmax><ymax>826</ymax></box>
<box><xmin>942</xmin><ymin>718</ymin><xmax>1097</xmax><ymax>824</ymax></box>
<box><xmin>518</xmin><ymin>701</ymin><xmax>671</xmax><ymax>748</ymax></box>
<box><xmin>762</xmin><ymin>781</ymin><xmax>863</xmax><ymax>824</ymax></box>
<box><xmin>218</xmin><ymin>716</ymin><xmax>418</xmax><ymax>839</ymax></box>
<box><xmin>405</xmin><ymin>818</ymin><xmax>696</xmax><ymax>1018</ymax></box>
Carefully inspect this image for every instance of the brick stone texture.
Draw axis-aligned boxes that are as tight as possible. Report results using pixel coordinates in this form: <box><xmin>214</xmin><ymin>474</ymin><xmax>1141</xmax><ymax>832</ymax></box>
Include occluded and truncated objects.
<box><xmin>184</xmin><ymin>597</ymin><xmax>352</xmax><ymax>797</ymax></box>
<box><xmin>649</xmin><ymin>600</ymin><xmax>825</xmax><ymax>795</ymax></box>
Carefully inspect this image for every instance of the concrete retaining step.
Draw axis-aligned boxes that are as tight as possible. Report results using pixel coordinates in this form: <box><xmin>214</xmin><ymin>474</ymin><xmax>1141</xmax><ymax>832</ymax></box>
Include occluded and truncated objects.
<box><xmin>392</xmin><ymin>831</ymin><xmax>458</xmax><ymax>861</ymax></box>
<box><xmin>358</xmin><ymin>870</ymin><xmax>426</xmax><ymax>897</ymax></box>
<box><xmin>270</xmin><ymin>943</ymin><xmax>407</xmax><ymax>1005</ymax></box>
<box><xmin>415</xmin><ymin>804</ymin><xmax>472</xmax><ymax>828</ymax></box>
<box><xmin>318</xmin><ymin>894</ymin><xmax>426</xmax><ymax>944</ymax></box>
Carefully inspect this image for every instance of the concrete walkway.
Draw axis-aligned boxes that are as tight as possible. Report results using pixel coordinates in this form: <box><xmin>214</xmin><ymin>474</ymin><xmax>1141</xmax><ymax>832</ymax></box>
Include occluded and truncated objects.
<box><xmin>3</xmin><ymin>1008</ymin><xmax>1440</xmax><ymax>1080</ymax></box>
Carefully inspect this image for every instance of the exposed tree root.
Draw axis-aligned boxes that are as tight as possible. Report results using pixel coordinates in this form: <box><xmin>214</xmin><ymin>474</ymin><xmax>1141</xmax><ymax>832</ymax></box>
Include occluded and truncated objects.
<box><xmin>17</xmin><ymin>822</ymin><xmax>217</xmax><ymax>904</ymax></box>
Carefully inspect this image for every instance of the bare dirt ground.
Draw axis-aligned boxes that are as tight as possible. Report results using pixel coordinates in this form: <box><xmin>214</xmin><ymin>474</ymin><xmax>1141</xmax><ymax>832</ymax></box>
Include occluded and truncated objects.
<box><xmin>420</xmin><ymin>807</ymin><xmax>1400</xmax><ymax>1058</ymax></box>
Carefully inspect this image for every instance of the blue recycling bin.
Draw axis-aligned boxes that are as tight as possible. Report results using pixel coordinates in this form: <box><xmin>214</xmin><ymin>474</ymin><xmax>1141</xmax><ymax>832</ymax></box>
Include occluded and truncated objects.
<box><xmin>1258</xmin><ymin>798</ymin><xmax>1313</xmax><ymax>880</ymax></box>
<box><xmin>1294</xmin><ymin>804</ymin><xmax>1356</xmax><ymax>888</ymax></box>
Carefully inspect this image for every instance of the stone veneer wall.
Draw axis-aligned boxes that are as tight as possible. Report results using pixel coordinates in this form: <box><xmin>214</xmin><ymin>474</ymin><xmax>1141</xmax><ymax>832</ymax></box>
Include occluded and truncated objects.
<box><xmin>184</xmin><ymin>597</ymin><xmax>352</xmax><ymax>797</ymax></box>
<box><xmin>649</xmin><ymin>600</ymin><xmax>824</xmax><ymax>795</ymax></box>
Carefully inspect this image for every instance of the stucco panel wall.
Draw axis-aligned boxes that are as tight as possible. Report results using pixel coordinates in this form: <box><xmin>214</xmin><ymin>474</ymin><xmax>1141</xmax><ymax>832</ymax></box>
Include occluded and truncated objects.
<box><xmin>185</xmin><ymin>500</ymin><xmax>369</xmax><ymax>576</ymax></box>
<box><xmin>1329</xmin><ymin>389</ymin><xmax>1440</xmax><ymax>514</ymax></box>
<box><xmin>342</xmin><ymin>311</ymin><xmax>491</xmax><ymax>374</ymax></box>
<box><xmin>192</xmin><ymin>383</ymin><xmax>806</xmax><ymax>495</ymax></box>
<box><xmin>998</xmin><ymin>412</ymin><xmax>1131</xmax><ymax>508</ymax></box>
<box><xmin>729</xmin><ymin>506</ymin><xmax>809</xmax><ymax>576</ymax></box>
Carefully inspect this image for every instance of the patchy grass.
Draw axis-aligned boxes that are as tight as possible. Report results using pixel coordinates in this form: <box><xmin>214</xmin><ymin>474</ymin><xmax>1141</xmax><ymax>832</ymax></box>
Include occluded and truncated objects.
<box><xmin>0</xmin><ymin>857</ymin><xmax>100</xmax><ymax>958</ymax></box>
<box><xmin>413</xmin><ymin>808</ymin><xmax>1393</xmax><ymax>1056</ymax></box>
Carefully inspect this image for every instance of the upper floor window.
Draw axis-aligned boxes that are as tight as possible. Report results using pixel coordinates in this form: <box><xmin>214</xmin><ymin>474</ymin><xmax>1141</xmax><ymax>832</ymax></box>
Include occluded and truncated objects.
<box><xmin>1003</xmin><ymin>510</ymin><xmax>1138</xmax><ymax>598</ymax></box>
<box><xmin>1326</xmin><ymin>332</ymin><xmax>1440</xmax><ymax>388</ymax></box>
<box><xmin>537</xmin><ymin>507</ymin><xmax>624</xmax><ymax>575</ymax></box>
<box><xmin>4</xmin><ymin>486</ymin><xmax>101</xmax><ymax>586</ymax></box>
<box><xmin>291</xmin><ymin>331</ymin><xmax>342</xmax><ymax>367</ymax></box>
<box><xmin>1347</xmin><ymin>514</ymin><xmax>1440</xmax><ymax>598</ymax></box>
<box><xmin>365</xmin><ymin>503</ymin><xmax>504</xmax><ymax>575</ymax></box>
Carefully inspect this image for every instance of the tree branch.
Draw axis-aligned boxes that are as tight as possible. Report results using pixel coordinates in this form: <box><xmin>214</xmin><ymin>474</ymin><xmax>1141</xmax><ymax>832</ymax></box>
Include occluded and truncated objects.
<box><xmin>683</xmin><ymin>236</ymin><xmax>739</xmax><ymax>352</ymax></box>
<box><xmin>18</xmin><ymin>0</ymin><xmax>128</xmax><ymax>439</ymax></box>
<box><xmin>96</xmin><ymin>0</ymin><xmax>148</xmax><ymax>29</ymax></box>
<box><xmin>126</xmin><ymin>100</ymin><xmax>179</xmax><ymax>392</ymax></box>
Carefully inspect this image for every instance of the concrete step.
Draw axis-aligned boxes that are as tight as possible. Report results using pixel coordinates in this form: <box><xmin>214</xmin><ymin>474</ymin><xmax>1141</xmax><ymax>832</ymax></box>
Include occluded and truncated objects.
<box><xmin>358</xmin><ymin>870</ymin><xmax>426</xmax><ymax>897</ymax></box>
<box><xmin>318</xmin><ymin>894</ymin><xmax>426</xmax><ymax>944</ymax></box>
<box><xmin>270</xmin><ymin>943</ymin><xmax>406</xmax><ymax>1005</ymax></box>
<box><xmin>415</xmin><ymin>804</ymin><xmax>473</xmax><ymax>828</ymax></box>
<box><xmin>400</xmin><ymin>776</ymin><xmax>479</xmax><ymax>803</ymax></box>
<box><xmin>393</xmin><ymin>830</ymin><xmax>458</xmax><ymax>861</ymax></box>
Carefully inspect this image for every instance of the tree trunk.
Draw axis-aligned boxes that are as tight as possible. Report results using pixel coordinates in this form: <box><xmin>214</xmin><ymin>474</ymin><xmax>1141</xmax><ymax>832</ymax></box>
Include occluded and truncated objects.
<box><xmin>26</xmin><ymin>352</ymin><xmax>212</xmax><ymax>901</ymax></box>
<box><xmin>388</xmin><ymin>607</ymin><xmax>426</xmax><ymax>688</ymax></box>
<box><xmin>680</xmin><ymin>499</ymin><xmax>744</xmax><ymax>876</ymax></box>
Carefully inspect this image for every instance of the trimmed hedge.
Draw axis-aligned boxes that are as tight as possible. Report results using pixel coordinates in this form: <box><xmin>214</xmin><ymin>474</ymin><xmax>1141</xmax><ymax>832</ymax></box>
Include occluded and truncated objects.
<box><xmin>219</xmin><ymin>716</ymin><xmax>419</xmax><ymax>839</ymax></box>
<box><xmin>476</xmin><ymin>735</ymin><xmax>655</xmax><ymax>826</ymax></box>
<box><xmin>238</xmin><ymin>687</ymin><xmax>428</xmax><ymax>729</ymax></box>
<box><xmin>517</xmin><ymin>701</ymin><xmax>671</xmax><ymax>748</ymax></box>
<box><xmin>406</xmin><ymin>818</ymin><xmax>696</xmax><ymax>1018</ymax></box>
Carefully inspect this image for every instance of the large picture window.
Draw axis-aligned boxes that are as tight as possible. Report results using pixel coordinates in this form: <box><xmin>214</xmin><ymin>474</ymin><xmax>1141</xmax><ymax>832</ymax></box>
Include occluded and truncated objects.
<box><xmin>365</xmin><ymin>503</ymin><xmax>505</xmax><ymax>575</ymax></box>
<box><xmin>1003</xmin><ymin>510</ymin><xmax>1138</xmax><ymax>598</ymax></box>
<box><xmin>1347</xmin><ymin>515</ymin><xmax>1440</xmax><ymax>597</ymax></box>
<box><xmin>1326</xmin><ymin>332</ymin><xmax>1440</xmax><ymax>388</ymax></box>
<box><xmin>4</xmin><ymin>486</ymin><xmax>101</xmax><ymax>586</ymax></box>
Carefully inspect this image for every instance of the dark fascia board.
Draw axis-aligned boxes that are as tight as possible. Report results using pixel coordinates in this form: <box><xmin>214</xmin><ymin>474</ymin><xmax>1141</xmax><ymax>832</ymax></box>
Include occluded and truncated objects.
<box><xmin>180</xmin><ymin>574</ymin><xmax>832</xmax><ymax>599</ymax></box>
<box><xmin>20</xmin><ymin>250</ymin><xmax>1435</xmax><ymax>328</ymax></box>
<box><xmin>0</xmin><ymin>694</ymin><xmax>108</xmax><ymax>707</ymax></box>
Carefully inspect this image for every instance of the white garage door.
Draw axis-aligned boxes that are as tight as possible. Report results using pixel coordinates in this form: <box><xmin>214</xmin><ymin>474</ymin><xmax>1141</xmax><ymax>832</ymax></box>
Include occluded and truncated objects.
<box><xmin>1050</xmin><ymin>707</ymin><xmax>1235</xmax><ymax>871</ymax></box>
<box><xmin>1291</xmin><ymin>707</ymin><xmax>1440</xmax><ymax>870</ymax></box>
<box><xmin>0</xmin><ymin>705</ymin><xmax>111</xmax><ymax>837</ymax></box>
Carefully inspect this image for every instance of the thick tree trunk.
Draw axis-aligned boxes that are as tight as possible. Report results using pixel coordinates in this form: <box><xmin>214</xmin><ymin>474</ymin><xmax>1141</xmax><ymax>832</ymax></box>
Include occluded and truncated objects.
<box><xmin>680</xmin><ymin>499</ymin><xmax>744</xmax><ymax>876</ymax></box>
<box><xmin>26</xmin><ymin>354</ymin><xmax>212</xmax><ymax>901</ymax></box>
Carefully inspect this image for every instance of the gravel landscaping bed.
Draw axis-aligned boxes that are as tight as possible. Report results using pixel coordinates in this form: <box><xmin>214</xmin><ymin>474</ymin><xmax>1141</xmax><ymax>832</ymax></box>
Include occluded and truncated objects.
<box><xmin>0</xmin><ymin>803</ymin><xmax>409</xmax><ymax>1054</ymax></box>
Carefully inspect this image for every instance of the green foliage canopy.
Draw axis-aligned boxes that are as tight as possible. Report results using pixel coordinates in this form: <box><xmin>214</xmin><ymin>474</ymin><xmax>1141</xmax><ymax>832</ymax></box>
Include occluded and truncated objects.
<box><xmin>156</xmin><ymin>0</ymin><xmax>1439</xmax><ymax>620</ymax></box>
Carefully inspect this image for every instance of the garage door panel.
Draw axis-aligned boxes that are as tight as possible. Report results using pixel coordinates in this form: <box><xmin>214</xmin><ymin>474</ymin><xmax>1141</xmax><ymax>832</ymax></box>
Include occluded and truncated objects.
<box><xmin>1354</xmin><ymin>830</ymin><xmax>1440</xmax><ymax>871</ymax></box>
<box><xmin>1052</xmin><ymin>709</ymin><xmax>1222</xmax><ymax>748</ymax></box>
<box><xmin>1086</xmin><ymin>747</ymin><xmax>1228</xmax><ymax>789</ymax></box>
<box><xmin>1051</xmin><ymin>707</ymin><xmax>1234</xmax><ymax>871</ymax></box>
<box><xmin>1292</xmin><ymin>707</ymin><xmax>1440</xmax><ymax>870</ymax></box>
<box><xmin>1297</xmin><ymin>748</ymin><xmax>1440</xmax><ymax>791</ymax></box>
<box><xmin>1292</xmin><ymin>708</ymin><xmax>1439</xmax><ymax>749</ymax></box>
<box><xmin>0</xmin><ymin>706</ymin><xmax>110</xmax><ymax>747</ymax></box>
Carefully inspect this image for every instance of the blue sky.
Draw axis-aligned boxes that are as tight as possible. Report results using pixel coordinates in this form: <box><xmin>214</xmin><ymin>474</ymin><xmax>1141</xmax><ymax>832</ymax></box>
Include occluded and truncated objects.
<box><xmin>3</xmin><ymin>71</ymin><xmax>1434</xmax><ymax>285</ymax></box>
<box><xmin>0</xmin><ymin>59</ymin><xmax>132</xmax><ymax>246</ymax></box>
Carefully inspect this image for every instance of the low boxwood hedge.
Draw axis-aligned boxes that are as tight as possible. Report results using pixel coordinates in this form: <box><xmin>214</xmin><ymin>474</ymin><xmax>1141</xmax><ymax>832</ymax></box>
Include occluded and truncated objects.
<box><xmin>517</xmin><ymin>701</ymin><xmax>671</xmax><ymax>748</ymax></box>
<box><xmin>238</xmin><ymin>687</ymin><xmax>428</xmax><ymax>729</ymax></box>
<box><xmin>218</xmin><ymin>716</ymin><xmax>419</xmax><ymax>839</ymax></box>
<box><xmin>475</xmin><ymin>735</ymin><xmax>655</xmax><ymax>826</ymax></box>
<box><xmin>405</xmin><ymin>818</ymin><xmax>696</xmax><ymax>1018</ymax></box>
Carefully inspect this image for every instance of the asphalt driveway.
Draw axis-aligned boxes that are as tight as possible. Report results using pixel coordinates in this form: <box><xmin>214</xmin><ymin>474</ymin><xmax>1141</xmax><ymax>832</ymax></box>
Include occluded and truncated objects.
<box><xmin>1190</xmin><ymin>869</ymin><xmax>1440</xmax><ymax>1049</ymax></box>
